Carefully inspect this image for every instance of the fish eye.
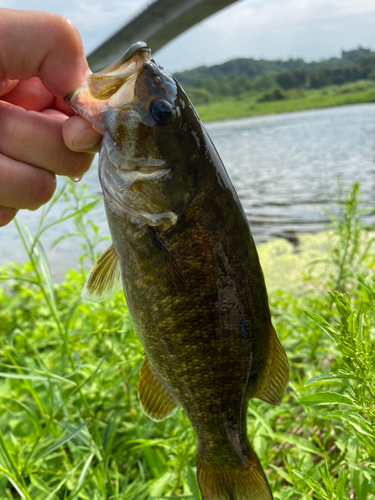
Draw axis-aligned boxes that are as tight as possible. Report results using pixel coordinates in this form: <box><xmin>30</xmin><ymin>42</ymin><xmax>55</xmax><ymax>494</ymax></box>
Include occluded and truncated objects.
<box><xmin>150</xmin><ymin>99</ymin><xmax>173</xmax><ymax>125</ymax></box>
<box><xmin>153</xmin><ymin>75</ymin><xmax>162</xmax><ymax>84</ymax></box>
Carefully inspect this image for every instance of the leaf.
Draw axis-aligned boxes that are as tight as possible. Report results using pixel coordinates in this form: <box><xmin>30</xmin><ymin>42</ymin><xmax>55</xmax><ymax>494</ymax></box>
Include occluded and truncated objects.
<box><xmin>269</xmin><ymin>464</ymin><xmax>293</xmax><ymax>485</ymax></box>
<box><xmin>148</xmin><ymin>472</ymin><xmax>174</xmax><ymax>497</ymax></box>
<box><xmin>327</xmin><ymin>411</ymin><xmax>375</xmax><ymax>438</ymax></box>
<box><xmin>0</xmin><ymin>430</ymin><xmax>19</xmax><ymax>477</ymax></box>
<box><xmin>35</xmin><ymin>240</ymin><xmax>56</xmax><ymax>310</ymax></box>
<box><xmin>0</xmin><ymin>372</ymin><xmax>75</xmax><ymax>386</ymax></box>
<box><xmin>348</xmin><ymin>463</ymin><xmax>375</xmax><ymax>482</ymax></box>
<box><xmin>186</xmin><ymin>465</ymin><xmax>201</xmax><ymax>500</ymax></box>
<box><xmin>273</xmin><ymin>432</ymin><xmax>325</xmax><ymax>458</ymax></box>
<box><xmin>247</xmin><ymin>404</ymin><xmax>275</xmax><ymax>437</ymax></box>
<box><xmin>305</xmin><ymin>372</ymin><xmax>356</xmax><ymax>386</ymax></box>
<box><xmin>292</xmin><ymin>469</ymin><xmax>327</xmax><ymax>497</ymax></box>
<box><xmin>72</xmin><ymin>452</ymin><xmax>95</xmax><ymax>500</ymax></box>
<box><xmin>0</xmin><ymin>466</ymin><xmax>30</xmax><ymax>500</ymax></box>
<box><xmin>50</xmin><ymin>232</ymin><xmax>82</xmax><ymax>249</ymax></box>
<box><xmin>44</xmin><ymin>477</ymin><xmax>69</xmax><ymax>500</ymax></box>
<box><xmin>305</xmin><ymin>311</ymin><xmax>339</xmax><ymax>343</ymax></box>
<box><xmin>299</xmin><ymin>391</ymin><xmax>358</xmax><ymax>408</ymax></box>
<box><xmin>37</xmin><ymin>421</ymin><xmax>89</xmax><ymax>460</ymax></box>
<box><xmin>45</xmin><ymin>200</ymin><xmax>100</xmax><ymax>244</ymax></box>
<box><xmin>29</xmin><ymin>474</ymin><xmax>51</xmax><ymax>494</ymax></box>
<box><xmin>11</xmin><ymin>399</ymin><xmax>41</xmax><ymax>434</ymax></box>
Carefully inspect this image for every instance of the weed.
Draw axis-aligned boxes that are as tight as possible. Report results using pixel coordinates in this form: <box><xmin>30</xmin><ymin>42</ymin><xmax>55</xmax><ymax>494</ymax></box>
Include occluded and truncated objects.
<box><xmin>0</xmin><ymin>181</ymin><xmax>374</xmax><ymax>498</ymax></box>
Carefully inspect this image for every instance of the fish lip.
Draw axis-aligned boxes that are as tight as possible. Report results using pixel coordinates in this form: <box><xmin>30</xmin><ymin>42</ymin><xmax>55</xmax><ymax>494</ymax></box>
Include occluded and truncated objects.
<box><xmin>96</xmin><ymin>41</ymin><xmax>151</xmax><ymax>75</ymax></box>
<box><xmin>64</xmin><ymin>88</ymin><xmax>76</xmax><ymax>104</ymax></box>
<box><xmin>64</xmin><ymin>42</ymin><xmax>152</xmax><ymax>118</ymax></box>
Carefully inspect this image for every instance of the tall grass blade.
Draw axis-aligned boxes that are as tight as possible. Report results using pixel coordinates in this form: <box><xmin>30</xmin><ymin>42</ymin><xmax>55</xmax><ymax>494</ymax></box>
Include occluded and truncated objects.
<box><xmin>37</xmin><ymin>421</ymin><xmax>89</xmax><ymax>460</ymax></box>
<box><xmin>71</xmin><ymin>451</ymin><xmax>95</xmax><ymax>500</ymax></box>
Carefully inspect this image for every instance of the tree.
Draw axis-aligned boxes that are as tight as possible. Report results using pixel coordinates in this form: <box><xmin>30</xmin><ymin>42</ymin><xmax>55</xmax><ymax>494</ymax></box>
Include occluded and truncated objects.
<box><xmin>275</xmin><ymin>69</ymin><xmax>308</xmax><ymax>90</ymax></box>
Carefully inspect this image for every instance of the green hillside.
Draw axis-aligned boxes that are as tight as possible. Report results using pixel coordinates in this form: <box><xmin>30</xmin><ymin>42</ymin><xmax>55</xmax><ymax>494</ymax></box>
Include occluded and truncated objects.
<box><xmin>175</xmin><ymin>47</ymin><xmax>374</xmax><ymax>86</ymax></box>
<box><xmin>173</xmin><ymin>47</ymin><xmax>375</xmax><ymax>121</ymax></box>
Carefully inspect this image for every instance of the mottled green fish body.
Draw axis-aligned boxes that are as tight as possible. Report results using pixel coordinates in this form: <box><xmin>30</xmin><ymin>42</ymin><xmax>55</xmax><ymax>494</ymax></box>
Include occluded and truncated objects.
<box><xmin>65</xmin><ymin>42</ymin><xmax>289</xmax><ymax>500</ymax></box>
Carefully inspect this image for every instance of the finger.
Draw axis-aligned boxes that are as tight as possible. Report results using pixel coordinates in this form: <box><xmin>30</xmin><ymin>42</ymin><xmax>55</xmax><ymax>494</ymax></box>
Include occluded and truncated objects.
<box><xmin>0</xmin><ymin>101</ymin><xmax>95</xmax><ymax>177</ymax></box>
<box><xmin>42</xmin><ymin>108</ymin><xmax>70</xmax><ymax>119</ymax></box>
<box><xmin>63</xmin><ymin>115</ymin><xmax>103</xmax><ymax>153</ymax></box>
<box><xmin>0</xmin><ymin>206</ymin><xmax>18</xmax><ymax>227</ymax></box>
<box><xmin>1</xmin><ymin>77</ymin><xmax>54</xmax><ymax>111</ymax></box>
<box><xmin>0</xmin><ymin>9</ymin><xmax>88</xmax><ymax>96</ymax></box>
<box><xmin>54</xmin><ymin>96</ymin><xmax>76</xmax><ymax>116</ymax></box>
<box><xmin>0</xmin><ymin>78</ymin><xmax>19</xmax><ymax>96</ymax></box>
<box><xmin>0</xmin><ymin>153</ymin><xmax>56</xmax><ymax>210</ymax></box>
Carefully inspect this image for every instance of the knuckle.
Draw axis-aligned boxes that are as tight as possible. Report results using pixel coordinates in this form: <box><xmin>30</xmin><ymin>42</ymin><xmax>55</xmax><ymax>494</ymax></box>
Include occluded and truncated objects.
<box><xmin>50</xmin><ymin>13</ymin><xmax>82</xmax><ymax>51</ymax></box>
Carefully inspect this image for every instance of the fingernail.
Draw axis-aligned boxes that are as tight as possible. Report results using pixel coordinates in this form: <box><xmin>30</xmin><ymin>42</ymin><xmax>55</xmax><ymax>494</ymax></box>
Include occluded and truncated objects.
<box><xmin>72</xmin><ymin>131</ymin><xmax>102</xmax><ymax>152</ymax></box>
<box><xmin>0</xmin><ymin>79</ymin><xmax>7</xmax><ymax>95</ymax></box>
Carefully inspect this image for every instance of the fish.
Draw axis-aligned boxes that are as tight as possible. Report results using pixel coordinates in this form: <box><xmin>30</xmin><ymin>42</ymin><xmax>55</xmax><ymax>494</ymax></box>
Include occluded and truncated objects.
<box><xmin>65</xmin><ymin>41</ymin><xmax>289</xmax><ymax>500</ymax></box>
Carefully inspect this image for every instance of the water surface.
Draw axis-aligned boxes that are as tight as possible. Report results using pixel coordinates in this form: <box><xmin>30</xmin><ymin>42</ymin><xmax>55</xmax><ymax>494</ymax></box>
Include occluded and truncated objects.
<box><xmin>1</xmin><ymin>103</ymin><xmax>374</xmax><ymax>277</ymax></box>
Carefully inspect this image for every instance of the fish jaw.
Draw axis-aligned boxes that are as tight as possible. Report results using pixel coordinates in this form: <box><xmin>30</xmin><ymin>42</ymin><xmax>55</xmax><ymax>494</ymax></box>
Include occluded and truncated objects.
<box><xmin>65</xmin><ymin>81</ymin><xmax>108</xmax><ymax>135</ymax></box>
<box><xmin>64</xmin><ymin>42</ymin><xmax>152</xmax><ymax>135</ymax></box>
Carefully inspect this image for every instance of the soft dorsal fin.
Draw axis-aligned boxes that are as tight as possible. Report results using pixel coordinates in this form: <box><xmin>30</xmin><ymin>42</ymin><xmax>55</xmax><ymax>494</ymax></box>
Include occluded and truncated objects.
<box><xmin>138</xmin><ymin>355</ymin><xmax>179</xmax><ymax>422</ymax></box>
<box><xmin>81</xmin><ymin>245</ymin><xmax>122</xmax><ymax>303</ymax></box>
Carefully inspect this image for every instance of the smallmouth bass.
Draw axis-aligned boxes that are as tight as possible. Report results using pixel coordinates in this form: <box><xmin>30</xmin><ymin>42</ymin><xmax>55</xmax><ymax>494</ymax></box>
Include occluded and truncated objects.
<box><xmin>65</xmin><ymin>41</ymin><xmax>289</xmax><ymax>500</ymax></box>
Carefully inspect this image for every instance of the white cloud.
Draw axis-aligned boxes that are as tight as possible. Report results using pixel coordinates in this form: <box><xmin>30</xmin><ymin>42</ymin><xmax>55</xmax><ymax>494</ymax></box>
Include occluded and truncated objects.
<box><xmin>64</xmin><ymin>0</ymin><xmax>143</xmax><ymax>31</ymax></box>
<box><xmin>3</xmin><ymin>0</ymin><xmax>375</xmax><ymax>71</ymax></box>
<box><xmin>207</xmin><ymin>0</ymin><xmax>375</xmax><ymax>32</ymax></box>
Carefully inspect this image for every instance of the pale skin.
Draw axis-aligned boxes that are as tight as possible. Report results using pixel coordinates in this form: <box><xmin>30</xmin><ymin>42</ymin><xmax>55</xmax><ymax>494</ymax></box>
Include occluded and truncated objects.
<box><xmin>0</xmin><ymin>8</ymin><xmax>103</xmax><ymax>227</ymax></box>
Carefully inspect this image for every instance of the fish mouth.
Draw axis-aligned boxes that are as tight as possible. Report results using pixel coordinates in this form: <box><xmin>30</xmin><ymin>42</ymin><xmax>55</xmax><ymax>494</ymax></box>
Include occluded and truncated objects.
<box><xmin>65</xmin><ymin>42</ymin><xmax>177</xmax><ymax>227</ymax></box>
<box><xmin>64</xmin><ymin>41</ymin><xmax>151</xmax><ymax>134</ymax></box>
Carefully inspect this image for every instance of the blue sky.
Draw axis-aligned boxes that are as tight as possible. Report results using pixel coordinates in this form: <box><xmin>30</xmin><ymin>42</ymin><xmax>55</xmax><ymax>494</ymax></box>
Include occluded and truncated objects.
<box><xmin>3</xmin><ymin>0</ymin><xmax>375</xmax><ymax>72</ymax></box>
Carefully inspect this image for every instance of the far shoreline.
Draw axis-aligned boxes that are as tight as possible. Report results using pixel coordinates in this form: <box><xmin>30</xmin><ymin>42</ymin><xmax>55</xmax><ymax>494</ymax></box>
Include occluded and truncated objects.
<box><xmin>196</xmin><ymin>81</ymin><xmax>375</xmax><ymax>122</ymax></box>
<box><xmin>203</xmin><ymin>101</ymin><xmax>375</xmax><ymax>128</ymax></box>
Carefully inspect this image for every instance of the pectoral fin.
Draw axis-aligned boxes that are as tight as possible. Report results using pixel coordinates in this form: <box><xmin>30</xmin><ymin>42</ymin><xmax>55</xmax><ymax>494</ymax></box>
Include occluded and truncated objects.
<box><xmin>147</xmin><ymin>228</ymin><xmax>185</xmax><ymax>290</ymax></box>
<box><xmin>81</xmin><ymin>245</ymin><xmax>122</xmax><ymax>303</ymax></box>
<box><xmin>138</xmin><ymin>355</ymin><xmax>179</xmax><ymax>421</ymax></box>
<box><xmin>253</xmin><ymin>326</ymin><xmax>289</xmax><ymax>406</ymax></box>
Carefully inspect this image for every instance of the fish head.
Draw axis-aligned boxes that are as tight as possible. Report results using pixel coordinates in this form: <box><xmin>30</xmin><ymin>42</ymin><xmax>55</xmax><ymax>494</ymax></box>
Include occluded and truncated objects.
<box><xmin>65</xmin><ymin>42</ymin><xmax>199</xmax><ymax>227</ymax></box>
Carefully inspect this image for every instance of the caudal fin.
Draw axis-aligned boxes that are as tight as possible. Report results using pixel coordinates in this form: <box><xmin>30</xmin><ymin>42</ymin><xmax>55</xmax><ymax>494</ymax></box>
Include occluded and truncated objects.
<box><xmin>197</xmin><ymin>451</ymin><xmax>273</xmax><ymax>500</ymax></box>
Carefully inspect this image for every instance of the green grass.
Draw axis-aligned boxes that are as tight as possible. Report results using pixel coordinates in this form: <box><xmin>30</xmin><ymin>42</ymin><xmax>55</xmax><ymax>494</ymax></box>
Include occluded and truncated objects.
<box><xmin>196</xmin><ymin>80</ymin><xmax>375</xmax><ymax>122</ymax></box>
<box><xmin>0</xmin><ymin>183</ymin><xmax>374</xmax><ymax>499</ymax></box>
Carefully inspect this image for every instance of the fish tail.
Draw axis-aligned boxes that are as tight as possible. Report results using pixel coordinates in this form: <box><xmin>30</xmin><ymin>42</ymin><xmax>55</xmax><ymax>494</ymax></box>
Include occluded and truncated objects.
<box><xmin>196</xmin><ymin>449</ymin><xmax>273</xmax><ymax>500</ymax></box>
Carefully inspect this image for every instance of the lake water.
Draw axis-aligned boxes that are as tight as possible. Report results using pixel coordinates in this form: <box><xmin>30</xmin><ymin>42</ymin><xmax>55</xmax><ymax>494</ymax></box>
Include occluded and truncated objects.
<box><xmin>1</xmin><ymin>103</ymin><xmax>374</xmax><ymax>277</ymax></box>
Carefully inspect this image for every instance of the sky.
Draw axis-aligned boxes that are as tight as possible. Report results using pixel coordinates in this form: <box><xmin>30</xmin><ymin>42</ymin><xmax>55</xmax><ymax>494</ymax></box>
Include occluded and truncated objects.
<box><xmin>2</xmin><ymin>0</ymin><xmax>375</xmax><ymax>72</ymax></box>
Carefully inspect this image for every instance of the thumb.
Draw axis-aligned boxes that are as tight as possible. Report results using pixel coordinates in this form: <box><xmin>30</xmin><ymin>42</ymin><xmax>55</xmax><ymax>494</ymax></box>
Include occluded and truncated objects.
<box><xmin>62</xmin><ymin>115</ymin><xmax>103</xmax><ymax>153</ymax></box>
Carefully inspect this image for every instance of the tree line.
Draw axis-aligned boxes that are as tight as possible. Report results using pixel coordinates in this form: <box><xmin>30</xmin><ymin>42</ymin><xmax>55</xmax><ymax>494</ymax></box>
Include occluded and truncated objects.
<box><xmin>174</xmin><ymin>47</ymin><xmax>375</xmax><ymax>105</ymax></box>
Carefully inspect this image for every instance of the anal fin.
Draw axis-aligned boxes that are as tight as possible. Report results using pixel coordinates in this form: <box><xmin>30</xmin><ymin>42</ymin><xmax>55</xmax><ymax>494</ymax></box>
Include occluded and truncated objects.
<box><xmin>253</xmin><ymin>326</ymin><xmax>289</xmax><ymax>406</ymax></box>
<box><xmin>138</xmin><ymin>355</ymin><xmax>179</xmax><ymax>421</ymax></box>
<box><xmin>81</xmin><ymin>245</ymin><xmax>122</xmax><ymax>303</ymax></box>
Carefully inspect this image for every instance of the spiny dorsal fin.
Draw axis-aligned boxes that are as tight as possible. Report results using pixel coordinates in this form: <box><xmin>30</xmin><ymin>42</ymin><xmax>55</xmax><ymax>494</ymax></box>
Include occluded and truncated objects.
<box><xmin>138</xmin><ymin>355</ymin><xmax>179</xmax><ymax>422</ymax></box>
<box><xmin>81</xmin><ymin>245</ymin><xmax>122</xmax><ymax>303</ymax></box>
<box><xmin>253</xmin><ymin>325</ymin><xmax>289</xmax><ymax>406</ymax></box>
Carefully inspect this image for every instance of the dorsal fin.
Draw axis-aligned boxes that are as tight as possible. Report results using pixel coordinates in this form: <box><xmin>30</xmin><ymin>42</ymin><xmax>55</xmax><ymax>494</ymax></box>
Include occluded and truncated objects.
<box><xmin>81</xmin><ymin>245</ymin><xmax>122</xmax><ymax>303</ymax></box>
<box><xmin>138</xmin><ymin>355</ymin><xmax>179</xmax><ymax>421</ymax></box>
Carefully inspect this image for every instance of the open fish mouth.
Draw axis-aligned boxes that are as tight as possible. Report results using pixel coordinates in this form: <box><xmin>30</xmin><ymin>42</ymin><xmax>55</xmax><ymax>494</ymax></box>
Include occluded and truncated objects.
<box><xmin>64</xmin><ymin>41</ymin><xmax>177</xmax><ymax>226</ymax></box>
<box><xmin>64</xmin><ymin>41</ymin><xmax>152</xmax><ymax>134</ymax></box>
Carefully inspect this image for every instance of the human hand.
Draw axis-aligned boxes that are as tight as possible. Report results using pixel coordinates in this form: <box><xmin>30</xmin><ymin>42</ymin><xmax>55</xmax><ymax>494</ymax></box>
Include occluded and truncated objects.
<box><xmin>0</xmin><ymin>8</ymin><xmax>102</xmax><ymax>227</ymax></box>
